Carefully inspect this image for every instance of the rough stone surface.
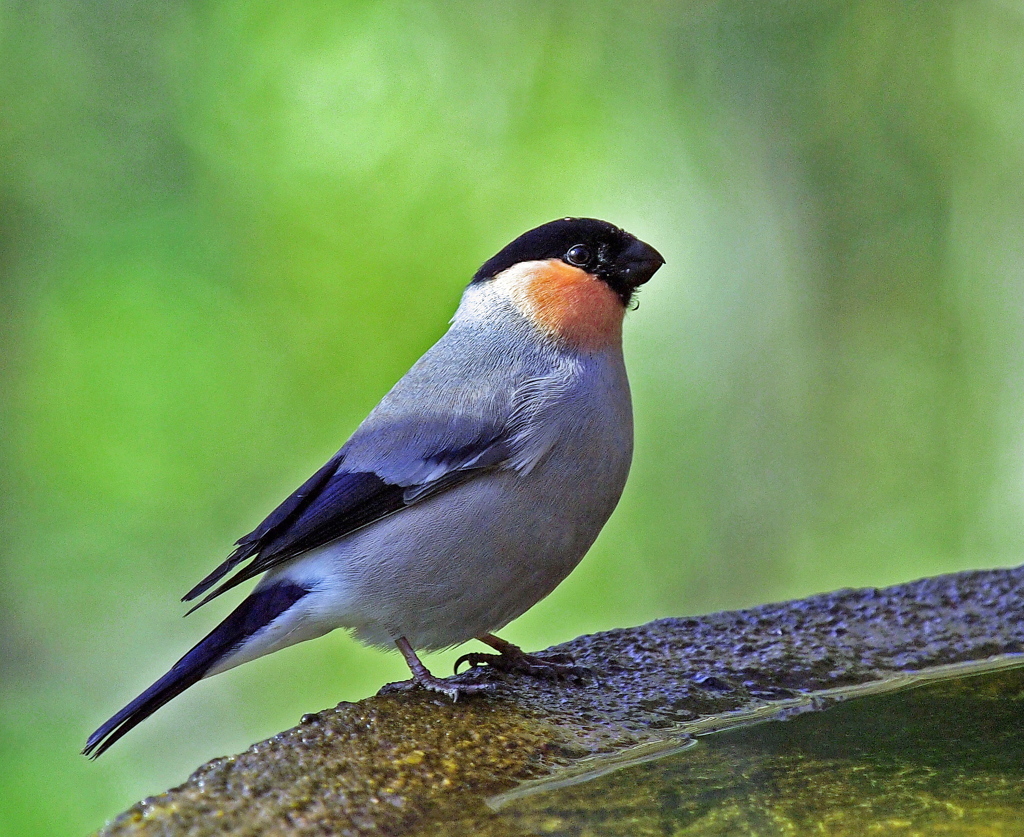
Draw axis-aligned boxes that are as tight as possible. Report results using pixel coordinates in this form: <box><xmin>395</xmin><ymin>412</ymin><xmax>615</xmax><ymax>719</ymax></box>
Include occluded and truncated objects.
<box><xmin>95</xmin><ymin>566</ymin><xmax>1024</xmax><ymax>836</ymax></box>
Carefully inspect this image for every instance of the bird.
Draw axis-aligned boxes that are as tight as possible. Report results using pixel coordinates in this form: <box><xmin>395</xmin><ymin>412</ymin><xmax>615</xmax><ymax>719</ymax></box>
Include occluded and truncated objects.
<box><xmin>83</xmin><ymin>217</ymin><xmax>664</xmax><ymax>757</ymax></box>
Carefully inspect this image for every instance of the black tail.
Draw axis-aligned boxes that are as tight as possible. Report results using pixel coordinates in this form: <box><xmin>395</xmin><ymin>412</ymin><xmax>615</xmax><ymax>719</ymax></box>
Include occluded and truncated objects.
<box><xmin>83</xmin><ymin>581</ymin><xmax>309</xmax><ymax>758</ymax></box>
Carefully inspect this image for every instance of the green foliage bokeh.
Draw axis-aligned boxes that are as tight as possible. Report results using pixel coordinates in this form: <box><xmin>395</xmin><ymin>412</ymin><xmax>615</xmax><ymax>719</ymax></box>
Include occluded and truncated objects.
<box><xmin>2</xmin><ymin>1</ymin><xmax>1023</xmax><ymax>833</ymax></box>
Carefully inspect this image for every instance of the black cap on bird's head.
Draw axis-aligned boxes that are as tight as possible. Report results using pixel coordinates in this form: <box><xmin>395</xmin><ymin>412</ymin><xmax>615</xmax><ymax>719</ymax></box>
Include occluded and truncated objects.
<box><xmin>473</xmin><ymin>217</ymin><xmax>665</xmax><ymax>305</ymax></box>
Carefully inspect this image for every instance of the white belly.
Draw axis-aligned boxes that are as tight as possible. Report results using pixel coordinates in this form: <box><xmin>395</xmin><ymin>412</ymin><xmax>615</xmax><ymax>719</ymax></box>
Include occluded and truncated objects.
<box><xmin>270</xmin><ymin>431</ymin><xmax>629</xmax><ymax>650</ymax></box>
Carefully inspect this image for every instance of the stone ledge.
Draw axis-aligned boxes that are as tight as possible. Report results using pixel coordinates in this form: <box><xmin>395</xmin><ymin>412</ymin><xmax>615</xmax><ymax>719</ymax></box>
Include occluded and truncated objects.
<box><xmin>96</xmin><ymin>566</ymin><xmax>1024</xmax><ymax>836</ymax></box>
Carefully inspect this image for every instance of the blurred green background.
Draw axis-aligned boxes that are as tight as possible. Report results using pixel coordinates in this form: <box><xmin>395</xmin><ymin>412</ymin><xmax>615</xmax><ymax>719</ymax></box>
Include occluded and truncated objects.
<box><xmin>3</xmin><ymin>1</ymin><xmax>1024</xmax><ymax>833</ymax></box>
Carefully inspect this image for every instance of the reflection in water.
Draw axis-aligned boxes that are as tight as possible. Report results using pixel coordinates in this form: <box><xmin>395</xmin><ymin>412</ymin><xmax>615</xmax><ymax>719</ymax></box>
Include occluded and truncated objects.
<box><xmin>495</xmin><ymin>665</ymin><xmax>1024</xmax><ymax>836</ymax></box>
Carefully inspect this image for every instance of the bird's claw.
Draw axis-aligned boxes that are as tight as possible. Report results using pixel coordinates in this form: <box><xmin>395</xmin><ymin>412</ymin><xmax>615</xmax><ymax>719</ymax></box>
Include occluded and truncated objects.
<box><xmin>378</xmin><ymin>674</ymin><xmax>497</xmax><ymax>701</ymax></box>
<box><xmin>454</xmin><ymin>649</ymin><xmax>591</xmax><ymax>682</ymax></box>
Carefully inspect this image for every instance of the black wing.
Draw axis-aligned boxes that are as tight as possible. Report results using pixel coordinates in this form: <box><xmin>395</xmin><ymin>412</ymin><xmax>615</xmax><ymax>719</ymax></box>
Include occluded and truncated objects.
<box><xmin>182</xmin><ymin>429</ymin><xmax>510</xmax><ymax>611</ymax></box>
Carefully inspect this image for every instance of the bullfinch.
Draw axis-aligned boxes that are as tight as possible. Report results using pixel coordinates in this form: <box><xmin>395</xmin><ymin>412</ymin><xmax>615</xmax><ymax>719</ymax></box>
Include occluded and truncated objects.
<box><xmin>84</xmin><ymin>217</ymin><xmax>664</xmax><ymax>757</ymax></box>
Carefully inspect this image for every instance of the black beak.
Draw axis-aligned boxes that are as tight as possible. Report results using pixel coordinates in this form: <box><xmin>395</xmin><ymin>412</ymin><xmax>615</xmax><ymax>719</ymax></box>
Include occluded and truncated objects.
<box><xmin>619</xmin><ymin>236</ymin><xmax>665</xmax><ymax>290</ymax></box>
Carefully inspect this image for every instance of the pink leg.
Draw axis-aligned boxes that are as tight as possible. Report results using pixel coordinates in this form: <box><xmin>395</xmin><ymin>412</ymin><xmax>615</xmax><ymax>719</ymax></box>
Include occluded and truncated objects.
<box><xmin>381</xmin><ymin>636</ymin><xmax>496</xmax><ymax>701</ymax></box>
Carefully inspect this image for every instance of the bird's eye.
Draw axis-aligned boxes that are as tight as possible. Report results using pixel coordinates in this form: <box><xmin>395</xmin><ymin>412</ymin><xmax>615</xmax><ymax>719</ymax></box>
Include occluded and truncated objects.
<box><xmin>565</xmin><ymin>245</ymin><xmax>591</xmax><ymax>267</ymax></box>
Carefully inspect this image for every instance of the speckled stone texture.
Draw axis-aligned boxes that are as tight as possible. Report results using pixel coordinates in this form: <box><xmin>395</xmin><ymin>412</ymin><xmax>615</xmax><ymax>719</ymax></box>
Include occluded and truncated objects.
<box><xmin>95</xmin><ymin>566</ymin><xmax>1024</xmax><ymax>836</ymax></box>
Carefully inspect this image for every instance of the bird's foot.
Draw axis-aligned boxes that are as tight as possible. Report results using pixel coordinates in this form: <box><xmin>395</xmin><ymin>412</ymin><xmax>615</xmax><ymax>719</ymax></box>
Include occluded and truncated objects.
<box><xmin>454</xmin><ymin>643</ymin><xmax>591</xmax><ymax>683</ymax></box>
<box><xmin>384</xmin><ymin>636</ymin><xmax>497</xmax><ymax>701</ymax></box>
<box><xmin>379</xmin><ymin>673</ymin><xmax>496</xmax><ymax>702</ymax></box>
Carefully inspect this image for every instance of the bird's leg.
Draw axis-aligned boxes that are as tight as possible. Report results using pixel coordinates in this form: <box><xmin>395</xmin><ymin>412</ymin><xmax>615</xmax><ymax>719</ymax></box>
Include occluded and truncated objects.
<box><xmin>453</xmin><ymin>633</ymin><xmax>590</xmax><ymax>682</ymax></box>
<box><xmin>380</xmin><ymin>636</ymin><xmax>496</xmax><ymax>701</ymax></box>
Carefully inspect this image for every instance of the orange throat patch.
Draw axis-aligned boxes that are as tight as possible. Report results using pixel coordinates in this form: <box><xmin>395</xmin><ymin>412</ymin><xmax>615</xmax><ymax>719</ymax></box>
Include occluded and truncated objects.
<box><xmin>503</xmin><ymin>259</ymin><xmax>625</xmax><ymax>351</ymax></box>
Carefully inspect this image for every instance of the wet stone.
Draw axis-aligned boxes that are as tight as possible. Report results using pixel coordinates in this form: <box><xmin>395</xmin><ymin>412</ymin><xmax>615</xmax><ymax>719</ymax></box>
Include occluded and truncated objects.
<box><xmin>95</xmin><ymin>566</ymin><xmax>1024</xmax><ymax>836</ymax></box>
